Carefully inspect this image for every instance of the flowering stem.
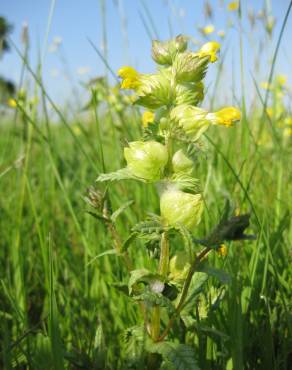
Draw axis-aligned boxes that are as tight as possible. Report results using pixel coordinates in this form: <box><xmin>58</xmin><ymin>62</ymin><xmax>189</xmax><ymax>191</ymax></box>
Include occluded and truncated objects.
<box><xmin>150</xmin><ymin>231</ymin><xmax>169</xmax><ymax>341</ymax></box>
<box><xmin>157</xmin><ymin>246</ymin><xmax>211</xmax><ymax>342</ymax></box>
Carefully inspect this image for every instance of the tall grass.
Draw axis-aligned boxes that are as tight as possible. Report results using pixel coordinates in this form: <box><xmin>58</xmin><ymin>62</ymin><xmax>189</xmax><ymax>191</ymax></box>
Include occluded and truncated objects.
<box><xmin>0</xmin><ymin>1</ymin><xmax>291</xmax><ymax>369</ymax></box>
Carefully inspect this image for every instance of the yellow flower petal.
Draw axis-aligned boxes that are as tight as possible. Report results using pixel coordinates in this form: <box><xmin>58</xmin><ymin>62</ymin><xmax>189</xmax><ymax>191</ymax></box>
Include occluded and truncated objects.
<box><xmin>198</xmin><ymin>41</ymin><xmax>220</xmax><ymax>63</ymax></box>
<box><xmin>276</xmin><ymin>74</ymin><xmax>287</xmax><ymax>86</ymax></box>
<box><xmin>142</xmin><ymin>111</ymin><xmax>155</xmax><ymax>128</ymax></box>
<box><xmin>117</xmin><ymin>66</ymin><xmax>138</xmax><ymax>79</ymax></box>
<box><xmin>7</xmin><ymin>98</ymin><xmax>17</xmax><ymax>108</ymax></box>
<box><xmin>118</xmin><ymin>66</ymin><xmax>141</xmax><ymax>90</ymax></box>
<box><xmin>227</xmin><ymin>1</ymin><xmax>239</xmax><ymax>11</ymax></box>
<box><xmin>202</xmin><ymin>24</ymin><xmax>215</xmax><ymax>35</ymax></box>
<box><xmin>217</xmin><ymin>244</ymin><xmax>227</xmax><ymax>257</ymax></box>
<box><xmin>212</xmin><ymin>107</ymin><xmax>241</xmax><ymax>127</ymax></box>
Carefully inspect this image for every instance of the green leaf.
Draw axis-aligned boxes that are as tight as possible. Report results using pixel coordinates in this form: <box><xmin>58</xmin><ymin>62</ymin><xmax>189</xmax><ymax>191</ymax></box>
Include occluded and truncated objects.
<box><xmin>147</xmin><ymin>342</ymin><xmax>200</xmax><ymax>370</ymax></box>
<box><xmin>121</xmin><ymin>232</ymin><xmax>138</xmax><ymax>253</ymax></box>
<box><xmin>182</xmin><ymin>272</ymin><xmax>208</xmax><ymax>312</ymax></box>
<box><xmin>87</xmin><ymin>249</ymin><xmax>117</xmax><ymax>266</ymax></box>
<box><xmin>134</xmin><ymin>290</ymin><xmax>175</xmax><ymax>314</ymax></box>
<box><xmin>128</xmin><ymin>269</ymin><xmax>160</xmax><ymax>294</ymax></box>
<box><xmin>198</xmin><ymin>264</ymin><xmax>231</xmax><ymax>284</ymax></box>
<box><xmin>132</xmin><ymin>215</ymin><xmax>164</xmax><ymax>236</ymax></box>
<box><xmin>111</xmin><ymin>200</ymin><xmax>134</xmax><ymax>222</ymax></box>
<box><xmin>96</xmin><ymin>168</ymin><xmax>144</xmax><ymax>182</ymax></box>
<box><xmin>86</xmin><ymin>211</ymin><xmax>109</xmax><ymax>223</ymax></box>
<box><xmin>175</xmin><ymin>225</ymin><xmax>194</xmax><ymax>259</ymax></box>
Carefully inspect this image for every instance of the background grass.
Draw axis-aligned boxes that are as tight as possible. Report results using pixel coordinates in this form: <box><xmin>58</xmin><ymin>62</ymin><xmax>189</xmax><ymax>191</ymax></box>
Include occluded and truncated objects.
<box><xmin>0</xmin><ymin>1</ymin><xmax>292</xmax><ymax>369</ymax></box>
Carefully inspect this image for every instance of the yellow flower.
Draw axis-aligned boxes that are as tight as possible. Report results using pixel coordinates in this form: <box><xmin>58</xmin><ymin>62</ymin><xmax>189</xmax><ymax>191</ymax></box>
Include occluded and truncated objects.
<box><xmin>7</xmin><ymin>98</ymin><xmax>17</xmax><ymax>108</ymax></box>
<box><xmin>235</xmin><ymin>208</ymin><xmax>240</xmax><ymax>216</ymax></box>
<box><xmin>197</xmin><ymin>41</ymin><xmax>220</xmax><ymax>63</ymax></box>
<box><xmin>260</xmin><ymin>81</ymin><xmax>270</xmax><ymax>90</ymax></box>
<box><xmin>217</xmin><ymin>244</ymin><xmax>227</xmax><ymax>257</ymax></box>
<box><xmin>117</xmin><ymin>66</ymin><xmax>141</xmax><ymax>90</ymax></box>
<box><xmin>276</xmin><ymin>74</ymin><xmax>287</xmax><ymax>87</ymax></box>
<box><xmin>284</xmin><ymin>128</ymin><xmax>292</xmax><ymax>137</ymax></box>
<box><xmin>142</xmin><ymin>111</ymin><xmax>155</xmax><ymax>128</ymax></box>
<box><xmin>227</xmin><ymin>1</ymin><xmax>239</xmax><ymax>11</ymax></box>
<box><xmin>202</xmin><ymin>24</ymin><xmax>215</xmax><ymax>35</ymax></box>
<box><xmin>210</xmin><ymin>107</ymin><xmax>241</xmax><ymax>127</ymax></box>
<box><xmin>284</xmin><ymin>117</ymin><xmax>292</xmax><ymax>126</ymax></box>
<box><xmin>217</xmin><ymin>30</ymin><xmax>225</xmax><ymax>38</ymax></box>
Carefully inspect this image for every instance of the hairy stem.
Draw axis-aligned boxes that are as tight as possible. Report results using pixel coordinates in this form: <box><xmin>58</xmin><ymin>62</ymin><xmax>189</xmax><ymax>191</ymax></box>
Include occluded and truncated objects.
<box><xmin>150</xmin><ymin>231</ymin><xmax>170</xmax><ymax>341</ymax></box>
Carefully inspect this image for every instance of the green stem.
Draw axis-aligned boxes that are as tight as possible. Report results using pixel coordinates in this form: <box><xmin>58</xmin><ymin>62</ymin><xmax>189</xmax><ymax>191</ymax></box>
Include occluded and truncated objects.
<box><xmin>151</xmin><ymin>231</ymin><xmax>169</xmax><ymax>341</ymax></box>
<box><xmin>158</xmin><ymin>246</ymin><xmax>211</xmax><ymax>341</ymax></box>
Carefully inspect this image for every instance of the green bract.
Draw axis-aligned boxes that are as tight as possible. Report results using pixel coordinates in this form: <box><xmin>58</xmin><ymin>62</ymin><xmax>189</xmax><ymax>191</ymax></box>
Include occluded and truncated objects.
<box><xmin>169</xmin><ymin>251</ymin><xmax>191</xmax><ymax>282</ymax></box>
<box><xmin>135</xmin><ymin>71</ymin><xmax>172</xmax><ymax>109</ymax></box>
<box><xmin>151</xmin><ymin>35</ymin><xmax>187</xmax><ymax>65</ymax></box>
<box><xmin>160</xmin><ymin>189</ymin><xmax>203</xmax><ymax>230</ymax></box>
<box><xmin>172</xmin><ymin>150</ymin><xmax>193</xmax><ymax>174</ymax></box>
<box><xmin>124</xmin><ymin>141</ymin><xmax>168</xmax><ymax>180</ymax></box>
<box><xmin>175</xmin><ymin>82</ymin><xmax>204</xmax><ymax>106</ymax></box>
<box><xmin>170</xmin><ymin>104</ymin><xmax>211</xmax><ymax>141</ymax></box>
<box><xmin>172</xmin><ymin>52</ymin><xmax>209</xmax><ymax>83</ymax></box>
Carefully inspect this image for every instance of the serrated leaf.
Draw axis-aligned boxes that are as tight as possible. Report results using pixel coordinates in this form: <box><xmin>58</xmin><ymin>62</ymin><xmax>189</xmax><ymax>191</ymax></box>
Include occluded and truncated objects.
<box><xmin>111</xmin><ymin>200</ymin><xmax>134</xmax><ymax>222</ymax></box>
<box><xmin>134</xmin><ymin>290</ymin><xmax>175</xmax><ymax>313</ymax></box>
<box><xmin>96</xmin><ymin>168</ymin><xmax>143</xmax><ymax>182</ymax></box>
<box><xmin>132</xmin><ymin>218</ymin><xmax>164</xmax><ymax>236</ymax></box>
<box><xmin>147</xmin><ymin>342</ymin><xmax>200</xmax><ymax>370</ymax></box>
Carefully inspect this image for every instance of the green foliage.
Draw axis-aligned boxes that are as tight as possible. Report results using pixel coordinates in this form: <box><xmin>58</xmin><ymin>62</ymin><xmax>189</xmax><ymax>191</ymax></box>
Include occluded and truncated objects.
<box><xmin>1</xmin><ymin>8</ymin><xmax>292</xmax><ymax>370</ymax></box>
<box><xmin>147</xmin><ymin>341</ymin><xmax>200</xmax><ymax>370</ymax></box>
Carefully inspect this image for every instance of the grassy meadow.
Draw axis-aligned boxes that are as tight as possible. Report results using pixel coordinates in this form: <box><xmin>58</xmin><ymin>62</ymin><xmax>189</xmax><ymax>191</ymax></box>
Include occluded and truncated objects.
<box><xmin>0</xmin><ymin>1</ymin><xmax>292</xmax><ymax>369</ymax></box>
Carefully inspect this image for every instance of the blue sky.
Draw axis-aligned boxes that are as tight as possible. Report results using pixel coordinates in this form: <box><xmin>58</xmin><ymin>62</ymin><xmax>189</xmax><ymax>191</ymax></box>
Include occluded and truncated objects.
<box><xmin>1</xmin><ymin>0</ymin><xmax>292</xmax><ymax>107</ymax></box>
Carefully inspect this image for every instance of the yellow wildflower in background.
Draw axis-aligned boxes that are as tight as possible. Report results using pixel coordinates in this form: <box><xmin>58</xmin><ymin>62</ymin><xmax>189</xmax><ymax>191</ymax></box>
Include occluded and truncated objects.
<box><xmin>227</xmin><ymin>1</ymin><xmax>239</xmax><ymax>11</ymax></box>
<box><xmin>202</xmin><ymin>24</ymin><xmax>215</xmax><ymax>35</ymax></box>
<box><xmin>217</xmin><ymin>244</ymin><xmax>227</xmax><ymax>257</ymax></box>
<box><xmin>217</xmin><ymin>30</ymin><xmax>225</xmax><ymax>38</ymax></box>
<box><xmin>211</xmin><ymin>107</ymin><xmax>241</xmax><ymax>127</ymax></box>
<box><xmin>260</xmin><ymin>81</ymin><xmax>270</xmax><ymax>90</ymax></box>
<box><xmin>142</xmin><ymin>111</ymin><xmax>155</xmax><ymax>128</ymax></box>
<box><xmin>197</xmin><ymin>41</ymin><xmax>220</xmax><ymax>63</ymax></box>
<box><xmin>276</xmin><ymin>74</ymin><xmax>287</xmax><ymax>86</ymax></box>
<box><xmin>7</xmin><ymin>98</ymin><xmax>17</xmax><ymax>108</ymax></box>
<box><xmin>117</xmin><ymin>66</ymin><xmax>141</xmax><ymax>90</ymax></box>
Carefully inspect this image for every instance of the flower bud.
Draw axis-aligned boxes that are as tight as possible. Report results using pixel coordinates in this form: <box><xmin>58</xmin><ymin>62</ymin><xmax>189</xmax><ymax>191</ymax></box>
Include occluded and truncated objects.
<box><xmin>175</xmin><ymin>82</ymin><xmax>204</xmax><ymax>106</ymax></box>
<box><xmin>151</xmin><ymin>35</ymin><xmax>187</xmax><ymax>65</ymax></box>
<box><xmin>173</xmin><ymin>52</ymin><xmax>209</xmax><ymax>83</ymax></box>
<box><xmin>160</xmin><ymin>189</ymin><xmax>203</xmax><ymax>230</ymax></box>
<box><xmin>124</xmin><ymin>141</ymin><xmax>168</xmax><ymax>180</ymax></box>
<box><xmin>169</xmin><ymin>251</ymin><xmax>190</xmax><ymax>282</ymax></box>
<box><xmin>172</xmin><ymin>150</ymin><xmax>193</xmax><ymax>174</ymax></box>
<box><xmin>170</xmin><ymin>104</ymin><xmax>210</xmax><ymax>141</ymax></box>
